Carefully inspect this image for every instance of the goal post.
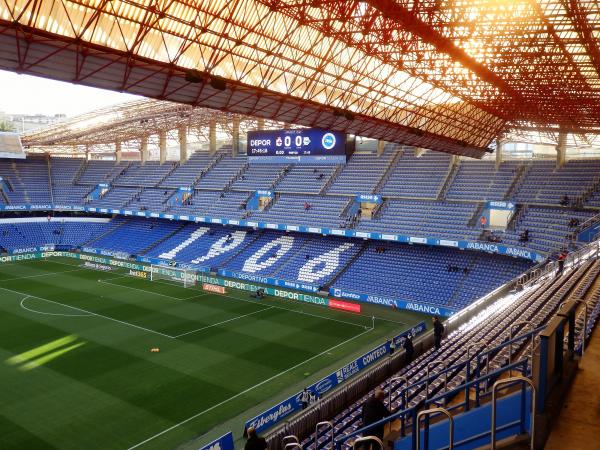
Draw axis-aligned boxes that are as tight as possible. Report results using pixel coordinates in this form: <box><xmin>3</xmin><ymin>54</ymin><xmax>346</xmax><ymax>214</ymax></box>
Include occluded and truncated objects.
<box><xmin>149</xmin><ymin>264</ymin><xmax>197</xmax><ymax>288</ymax></box>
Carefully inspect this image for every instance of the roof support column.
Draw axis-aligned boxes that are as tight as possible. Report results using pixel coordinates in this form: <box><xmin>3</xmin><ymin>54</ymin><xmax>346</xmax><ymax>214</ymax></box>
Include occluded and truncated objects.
<box><xmin>377</xmin><ymin>139</ymin><xmax>385</xmax><ymax>156</ymax></box>
<box><xmin>232</xmin><ymin>116</ymin><xmax>240</xmax><ymax>157</ymax></box>
<box><xmin>414</xmin><ymin>147</ymin><xmax>426</xmax><ymax>157</ymax></box>
<box><xmin>496</xmin><ymin>139</ymin><xmax>504</xmax><ymax>169</ymax></box>
<box><xmin>209</xmin><ymin>118</ymin><xmax>217</xmax><ymax>155</ymax></box>
<box><xmin>115</xmin><ymin>141</ymin><xmax>122</xmax><ymax>164</ymax></box>
<box><xmin>556</xmin><ymin>132</ymin><xmax>567</xmax><ymax>169</ymax></box>
<box><xmin>178</xmin><ymin>126</ymin><xmax>188</xmax><ymax>163</ymax></box>
<box><xmin>159</xmin><ymin>131</ymin><xmax>167</xmax><ymax>164</ymax></box>
<box><xmin>257</xmin><ymin>118</ymin><xmax>265</xmax><ymax>130</ymax></box>
<box><xmin>140</xmin><ymin>136</ymin><xmax>148</xmax><ymax>165</ymax></box>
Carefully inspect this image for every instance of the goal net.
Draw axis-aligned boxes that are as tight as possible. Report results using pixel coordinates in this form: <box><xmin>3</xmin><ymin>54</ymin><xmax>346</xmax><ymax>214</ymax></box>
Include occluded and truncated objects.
<box><xmin>150</xmin><ymin>265</ymin><xmax>197</xmax><ymax>288</ymax></box>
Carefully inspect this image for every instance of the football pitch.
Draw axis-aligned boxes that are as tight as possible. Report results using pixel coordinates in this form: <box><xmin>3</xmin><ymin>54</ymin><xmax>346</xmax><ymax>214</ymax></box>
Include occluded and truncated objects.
<box><xmin>0</xmin><ymin>257</ymin><xmax>427</xmax><ymax>450</ymax></box>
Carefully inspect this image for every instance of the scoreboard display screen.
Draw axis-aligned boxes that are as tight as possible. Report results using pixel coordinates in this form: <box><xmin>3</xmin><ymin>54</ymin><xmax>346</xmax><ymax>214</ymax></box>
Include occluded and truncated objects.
<box><xmin>247</xmin><ymin>128</ymin><xmax>348</xmax><ymax>164</ymax></box>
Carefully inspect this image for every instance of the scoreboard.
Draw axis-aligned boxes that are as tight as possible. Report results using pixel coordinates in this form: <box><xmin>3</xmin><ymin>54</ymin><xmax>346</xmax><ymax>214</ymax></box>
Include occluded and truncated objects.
<box><xmin>247</xmin><ymin>128</ymin><xmax>349</xmax><ymax>164</ymax></box>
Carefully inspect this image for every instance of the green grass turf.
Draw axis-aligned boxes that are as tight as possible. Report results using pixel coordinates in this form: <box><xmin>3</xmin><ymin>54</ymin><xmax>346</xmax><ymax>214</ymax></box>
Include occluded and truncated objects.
<box><xmin>0</xmin><ymin>257</ymin><xmax>427</xmax><ymax>450</ymax></box>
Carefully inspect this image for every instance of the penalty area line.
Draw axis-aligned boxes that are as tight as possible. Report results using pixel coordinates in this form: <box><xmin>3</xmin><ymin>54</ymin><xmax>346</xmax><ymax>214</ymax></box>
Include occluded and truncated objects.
<box><xmin>126</xmin><ymin>325</ymin><xmax>373</xmax><ymax>450</ymax></box>
<box><xmin>172</xmin><ymin>306</ymin><xmax>275</xmax><ymax>338</ymax></box>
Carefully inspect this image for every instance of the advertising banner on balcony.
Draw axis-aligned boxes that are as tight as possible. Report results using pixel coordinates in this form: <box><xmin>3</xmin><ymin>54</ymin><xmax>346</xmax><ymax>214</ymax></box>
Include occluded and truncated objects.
<box><xmin>244</xmin><ymin>321</ymin><xmax>426</xmax><ymax>433</ymax></box>
<box><xmin>198</xmin><ymin>432</ymin><xmax>234</xmax><ymax>450</ymax></box>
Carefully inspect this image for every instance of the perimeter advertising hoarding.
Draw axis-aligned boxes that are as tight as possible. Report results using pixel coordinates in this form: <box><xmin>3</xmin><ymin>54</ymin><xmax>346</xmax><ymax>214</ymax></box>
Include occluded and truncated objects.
<box><xmin>247</xmin><ymin>128</ymin><xmax>348</xmax><ymax>164</ymax></box>
<box><xmin>244</xmin><ymin>322</ymin><xmax>427</xmax><ymax>433</ymax></box>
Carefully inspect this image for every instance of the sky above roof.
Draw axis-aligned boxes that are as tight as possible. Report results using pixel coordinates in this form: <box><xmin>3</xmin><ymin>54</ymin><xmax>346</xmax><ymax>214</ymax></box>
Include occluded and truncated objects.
<box><xmin>0</xmin><ymin>70</ymin><xmax>140</xmax><ymax>117</ymax></box>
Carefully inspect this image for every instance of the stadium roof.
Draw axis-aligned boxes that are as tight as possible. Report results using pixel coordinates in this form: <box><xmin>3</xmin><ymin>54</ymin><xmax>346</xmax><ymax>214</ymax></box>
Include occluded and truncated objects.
<box><xmin>2</xmin><ymin>1</ymin><xmax>600</xmax><ymax>157</ymax></box>
<box><xmin>20</xmin><ymin>99</ymin><xmax>284</xmax><ymax>153</ymax></box>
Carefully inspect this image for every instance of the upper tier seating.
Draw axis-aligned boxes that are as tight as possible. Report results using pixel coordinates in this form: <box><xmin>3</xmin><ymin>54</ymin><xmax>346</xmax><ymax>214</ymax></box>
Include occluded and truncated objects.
<box><xmin>114</xmin><ymin>161</ymin><xmax>177</xmax><ymax>187</ymax></box>
<box><xmin>197</xmin><ymin>152</ymin><xmax>247</xmax><ymax>190</ymax></box>
<box><xmin>0</xmin><ymin>156</ymin><xmax>52</xmax><ymax>203</ymax></box>
<box><xmin>381</xmin><ymin>149</ymin><xmax>451</xmax><ymax>198</ymax></box>
<box><xmin>88</xmin><ymin>186</ymin><xmax>140</xmax><ymax>209</ymax></box>
<box><xmin>78</xmin><ymin>160</ymin><xmax>129</xmax><ymax>185</ymax></box>
<box><xmin>356</xmin><ymin>200</ymin><xmax>480</xmax><ymax>241</ymax></box>
<box><xmin>276</xmin><ymin>164</ymin><xmax>338</xmax><ymax>193</ymax></box>
<box><xmin>328</xmin><ymin>152</ymin><xmax>394</xmax><ymax>195</ymax></box>
<box><xmin>50</xmin><ymin>157</ymin><xmax>85</xmax><ymax>185</ymax></box>
<box><xmin>502</xmin><ymin>206</ymin><xmax>597</xmax><ymax>253</ymax></box>
<box><xmin>160</xmin><ymin>152</ymin><xmax>215</xmax><ymax>188</ymax></box>
<box><xmin>254</xmin><ymin>194</ymin><xmax>349</xmax><ymax>229</ymax></box>
<box><xmin>446</xmin><ymin>160</ymin><xmax>519</xmax><ymax>201</ymax></box>
<box><xmin>128</xmin><ymin>188</ymin><xmax>174</xmax><ymax>213</ymax></box>
<box><xmin>230</xmin><ymin>164</ymin><xmax>284</xmax><ymax>191</ymax></box>
<box><xmin>514</xmin><ymin>159</ymin><xmax>600</xmax><ymax>204</ymax></box>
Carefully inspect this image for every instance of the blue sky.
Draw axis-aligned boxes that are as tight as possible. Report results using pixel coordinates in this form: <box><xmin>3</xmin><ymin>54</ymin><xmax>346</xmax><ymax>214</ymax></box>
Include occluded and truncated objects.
<box><xmin>0</xmin><ymin>70</ymin><xmax>140</xmax><ymax>117</ymax></box>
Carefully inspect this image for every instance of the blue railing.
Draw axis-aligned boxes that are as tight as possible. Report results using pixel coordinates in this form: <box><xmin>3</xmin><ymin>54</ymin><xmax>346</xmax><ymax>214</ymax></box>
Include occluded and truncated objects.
<box><xmin>333</xmin><ymin>359</ymin><xmax>529</xmax><ymax>450</ymax></box>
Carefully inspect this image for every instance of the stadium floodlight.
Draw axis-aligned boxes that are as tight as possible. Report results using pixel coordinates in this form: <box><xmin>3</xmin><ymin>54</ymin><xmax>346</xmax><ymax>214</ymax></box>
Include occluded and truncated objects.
<box><xmin>150</xmin><ymin>265</ymin><xmax>197</xmax><ymax>288</ymax></box>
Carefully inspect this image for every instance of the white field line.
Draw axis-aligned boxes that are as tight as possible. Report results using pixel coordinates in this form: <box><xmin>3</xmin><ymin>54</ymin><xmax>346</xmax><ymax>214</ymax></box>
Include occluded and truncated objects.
<box><xmin>126</xmin><ymin>326</ymin><xmax>373</xmax><ymax>450</ymax></box>
<box><xmin>172</xmin><ymin>306</ymin><xmax>275</xmax><ymax>338</ymax></box>
<box><xmin>0</xmin><ymin>286</ymin><xmax>175</xmax><ymax>339</ymax></box>
<box><xmin>0</xmin><ymin>268</ymin><xmax>86</xmax><ymax>282</ymax></box>
<box><xmin>99</xmin><ymin>279</ymin><xmax>207</xmax><ymax>301</ymax></box>
<box><xmin>20</xmin><ymin>296</ymin><xmax>92</xmax><ymax>317</ymax></box>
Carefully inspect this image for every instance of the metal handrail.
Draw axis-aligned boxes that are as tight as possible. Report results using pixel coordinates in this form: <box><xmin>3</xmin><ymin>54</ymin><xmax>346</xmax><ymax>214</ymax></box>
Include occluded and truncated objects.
<box><xmin>491</xmin><ymin>377</ymin><xmax>536</xmax><ymax>450</ymax></box>
<box><xmin>426</xmin><ymin>361</ymin><xmax>448</xmax><ymax>399</ymax></box>
<box><xmin>416</xmin><ymin>407</ymin><xmax>454</xmax><ymax>450</ymax></box>
<box><xmin>559</xmin><ymin>299</ymin><xmax>589</xmax><ymax>356</ymax></box>
<box><xmin>283</xmin><ymin>435</ymin><xmax>299</xmax><ymax>446</ymax></box>
<box><xmin>509</xmin><ymin>321</ymin><xmax>535</xmax><ymax>365</ymax></box>
<box><xmin>284</xmin><ymin>444</ymin><xmax>302</xmax><ymax>450</ymax></box>
<box><xmin>477</xmin><ymin>326</ymin><xmax>545</xmax><ymax>372</ymax></box>
<box><xmin>467</xmin><ymin>341</ymin><xmax>487</xmax><ymax>360</ymax></box>
<box><xmin>334</xmin><ymin>360</ymin><xmax>528</xmax><ymax>448</ymax></box>
<box><xmin>388</xmin><ymin>376</ymin><xmax>408</xmax><ymax>409</ymax></box>
<box><xmin>315</xmin><ymin>421</ymin><xmax>334</xmax><ymax>450</ymax></box>
<box><xmin>352</xmin><ymin>436</ymin><xmax>383</xmax><ymax>450</ymax></box>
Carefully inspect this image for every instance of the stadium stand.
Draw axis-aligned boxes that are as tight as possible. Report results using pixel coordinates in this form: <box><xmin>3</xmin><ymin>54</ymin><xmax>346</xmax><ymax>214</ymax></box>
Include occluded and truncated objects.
<box><xmin>88</xmin><ymin>217</ymin><xmax>183</xmax><ymax>254</ymax></box>
<box><xmin>380</xmin><ymin>148</ymin><xmax>452</xmax><ymax>199</ymax></box>
<box><xmin>0</xmin><ymin>219</ymin><xmax>117</xmax><ymax>249</ymax></box>
<box><xmin>327</xmin><ymin>152</ymin><xmax>394</xmax><ymax>195</ymax></box>
<box><xmin>356</xmin><ymin>200</ymin><xmax>480</xmax><ymax>241</ymax></box>
<box><xmin>0</xmin><ymin>216</ymin><xmax>534</xmax><ymax>310</ymax></box>
<box><xmin>445</xmin><ymin>160</ymin><xmax>521</xmax><ymax>201</ymax></box>
<box><xmin>254</xmin><ymin>194</ymin><xmax>349</xmax><ymax>229</ymax></box>
<box><xmin>1</xmin><ymin>151</ymin><xmax>600</xmax><ymax>258</ymax></box>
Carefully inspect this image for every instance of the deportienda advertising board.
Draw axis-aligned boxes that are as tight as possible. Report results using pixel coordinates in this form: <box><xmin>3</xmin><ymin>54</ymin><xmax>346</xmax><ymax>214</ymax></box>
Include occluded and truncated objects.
<box><xmin>247</xmin><ymin>128</ymin><xmax>347</xmax><ymax>164</ymax></box>
<box><xmin>244</xmin><ymin>322</ymin><xmax>426</xmax><ymax>433</ymax></box>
